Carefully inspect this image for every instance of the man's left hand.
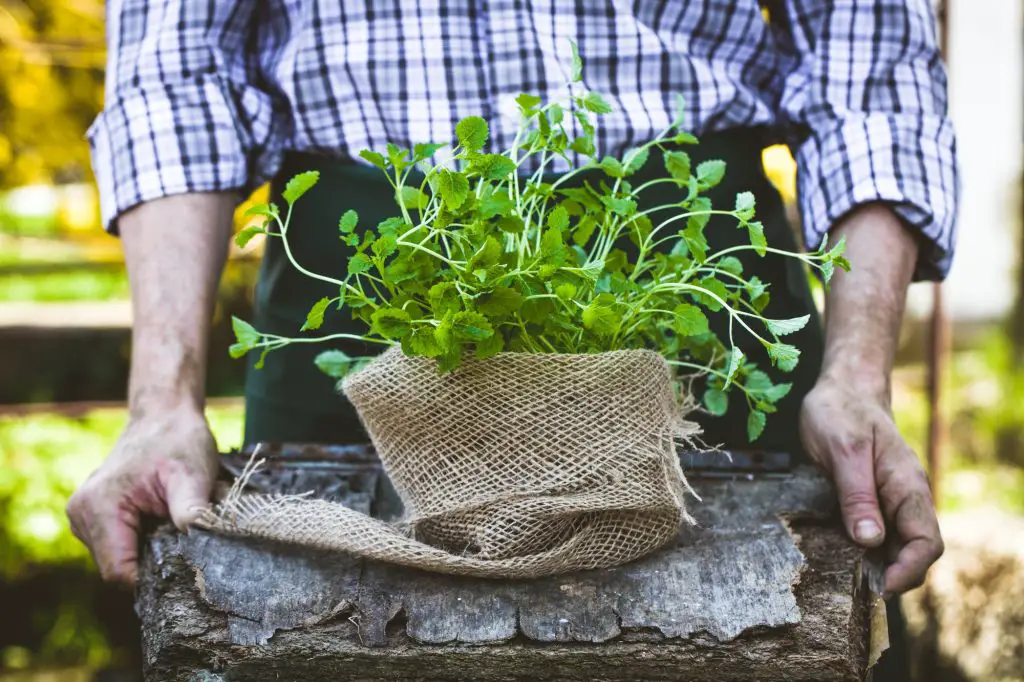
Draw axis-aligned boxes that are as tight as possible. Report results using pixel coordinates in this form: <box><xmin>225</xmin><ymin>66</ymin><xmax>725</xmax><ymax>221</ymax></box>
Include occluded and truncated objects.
<box><xmin>800</xmin><ymin>375</ymin><xmax>943</xmax><ymax>595</ymax></box>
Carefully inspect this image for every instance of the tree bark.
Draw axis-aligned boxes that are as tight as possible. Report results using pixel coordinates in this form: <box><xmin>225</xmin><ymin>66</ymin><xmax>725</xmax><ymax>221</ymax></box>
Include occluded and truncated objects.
<box><xmin>136</xmin><ymin>445</ymin><xmax>874</xmax><ymax>681</ymax></box>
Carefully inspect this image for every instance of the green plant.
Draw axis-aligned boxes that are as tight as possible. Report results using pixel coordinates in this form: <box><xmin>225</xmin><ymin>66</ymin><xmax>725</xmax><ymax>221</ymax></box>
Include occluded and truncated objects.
<box><xmin>230</xmin><ymin>45</ymin><xmax>848</xmax><ymax>441</ymax></box>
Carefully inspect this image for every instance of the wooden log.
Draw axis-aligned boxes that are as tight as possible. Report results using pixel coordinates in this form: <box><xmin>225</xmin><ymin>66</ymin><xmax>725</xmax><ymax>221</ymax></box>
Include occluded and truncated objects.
<box><xmin>136</xmin><ymin>445</ymin><xmax>874</xmax><ymax>681</ymax></box>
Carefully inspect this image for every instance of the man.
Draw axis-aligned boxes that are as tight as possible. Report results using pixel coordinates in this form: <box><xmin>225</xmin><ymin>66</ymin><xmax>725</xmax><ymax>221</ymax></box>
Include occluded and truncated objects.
<box><xmin>68</xmin><ymin>0</ymin><xmax>955</xmax><ymax>674</ymax></box>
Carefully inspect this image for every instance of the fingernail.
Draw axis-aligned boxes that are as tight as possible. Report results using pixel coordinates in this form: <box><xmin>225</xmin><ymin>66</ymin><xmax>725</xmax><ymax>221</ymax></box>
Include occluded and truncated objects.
<box><xmin>854</xmin><ymin>520</ymin><xmax>882</xmax><ymax>543</ymax></box>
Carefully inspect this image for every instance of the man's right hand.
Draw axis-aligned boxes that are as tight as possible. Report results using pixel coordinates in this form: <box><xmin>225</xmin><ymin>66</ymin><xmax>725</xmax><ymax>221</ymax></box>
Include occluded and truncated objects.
<box><xmin>66</xmin><ymin>407</ymin><xmax>219</xmax><ymax>584</ymax></box>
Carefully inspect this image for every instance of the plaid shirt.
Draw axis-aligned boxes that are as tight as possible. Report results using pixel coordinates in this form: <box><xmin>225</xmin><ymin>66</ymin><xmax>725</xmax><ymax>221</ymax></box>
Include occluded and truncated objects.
<box><xmin>89</xmin><ymin>0</ymin><xmax>958</xmax><ymax>280</ymax></box>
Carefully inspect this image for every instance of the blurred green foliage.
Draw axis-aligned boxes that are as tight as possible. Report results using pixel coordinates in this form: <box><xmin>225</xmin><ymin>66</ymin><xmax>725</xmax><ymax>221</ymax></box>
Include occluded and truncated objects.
<box><xmin>0</xmin><ymin>270</ymin><xmax>129</xmax><ymax>302</ymax></box>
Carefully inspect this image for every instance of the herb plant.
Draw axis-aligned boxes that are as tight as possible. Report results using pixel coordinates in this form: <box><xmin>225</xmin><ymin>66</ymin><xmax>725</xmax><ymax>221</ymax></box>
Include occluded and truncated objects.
<box><xmin>230</xmin><ymin>45</ymin><xmax>849</xmax><ymax>442</ymax></box>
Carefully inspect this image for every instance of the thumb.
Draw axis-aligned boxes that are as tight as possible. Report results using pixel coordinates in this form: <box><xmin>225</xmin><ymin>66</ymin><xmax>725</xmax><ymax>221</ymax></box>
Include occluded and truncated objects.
<box><xmin>831</xmin><ymin>446</ymin><xmax>886</xmax><ymax>548</ymax></box>
<box><xmin>162</xmin><ymin>461</ymin><xmax>214</xmax><ymax>532</ymax></box>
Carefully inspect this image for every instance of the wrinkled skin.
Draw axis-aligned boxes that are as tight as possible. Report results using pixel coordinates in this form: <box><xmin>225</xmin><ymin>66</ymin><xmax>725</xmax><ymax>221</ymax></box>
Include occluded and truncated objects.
<box><xmin>66</xmin><ymin>408</ymin><xmax>219</xmax><ymax>583</ymax></box>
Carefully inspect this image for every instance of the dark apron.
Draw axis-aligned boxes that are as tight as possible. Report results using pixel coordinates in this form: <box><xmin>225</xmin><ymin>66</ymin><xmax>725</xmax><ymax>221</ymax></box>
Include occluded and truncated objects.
<box><xmin>243</xmin><ymin>127</ymin><xmax>824</xmax><ymax>455</ymax></box>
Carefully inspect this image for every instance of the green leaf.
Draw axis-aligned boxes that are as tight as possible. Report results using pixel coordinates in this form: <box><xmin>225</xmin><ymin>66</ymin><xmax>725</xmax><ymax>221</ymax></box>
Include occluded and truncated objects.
<box><xmin>765</xmin><ymin>315</ymin><xmax>810</xmax><ymax>337</ymax></box>
<box><xmin>718</xmin><ymin>256</ymin><xmax>744</xmax><ymax>276</ymax></box>
<box><xmin>474</xmin><ymin>331</ymin><xmax>504</xmax><ymax>360</ymax></box>
<box><xmin>628</xmin><ymin>215</ymin><xmax>654</xmax><ymax>249</ymax></box>
<box><xmin>555</xmin><ymin>282</ymin><xmax>578</xmax><ymax>300</ymax></box>
<box><xmin>746</xmin><ymin>276</ymin><xmax>767</xmax><ymax>301</ymax></box>
<box><xmin>234</xmin><ymin>225</ymin><xmax>264</xmax><ymax>249</ymax></box>
<box><xmin>359</xmin><ymin>150</ymin><xmax>387</xmax><ymax>169</ymax></box>
<box><xmin>673</xmin><ymin>303</ymin><xmax>709</xmax><ymax>336</ymax></box>
<box><xmin>474</xmin><ymin>154</ymin><xmax>518</xmax><ymax>181</ymax></box>
<box><xmin>376</xmin><ymin>217</ymin><xmax>407</xmax><ymax>237</ymax></box>
<box><xmin>452</xmin><ymin>311</ymin><xmax>494</xmax><ymax>341</ymax></box>
<box><xmin>547</xmin><ymin>204</ymin><xmax>569</xmax><ymax>231</ymax></box>
<box><xmin>436</xmin><ymin>345</ymin><xmax>463</xmax><ymax>373</ymax></box>
<box><xmin>673</xmin><ymin>93</ymin><xmax>686</xmax><ymax>128</ymax></box>
<box><xmin>820</xmin><ymin>259</ymin><xmax>835</xmax><ymax>285</ymax></box>
<box><xmin>747</xmin><ymin>220</ymin><xmax>767</xmax><ymax>256</ymax></box>
<box><xmin>301</xmin><ymin>297</ymin><xmax>331</xmax><ymax>332</ymax></box>
<box><xmin>744</xmin><ymin>369</ymin><xmax>773</xmax><ymax>393</ymax></box>
<box><xmin>228</xmin><ymin>343</ymin><xmax>248</xmax><ymax>359</ymax></box>
<box><xmin>577</xmin><ymin>259</ymin><xmax>605</xmax><ymax>282</ymax></box>
<box><xmin>703</xmin><ymin>388</ymin><xmax>728</xmax><ymax>417</ymax></box>
<box><xmin>747</xmin><ymin>410</ymin><xmax>767</xmax><ymax>441</ymax></box>
<box><xmin>413</xmin><ymin>142</ymin><xmax>446</xmax><ymax>160</ymax></box>
<box><xmin>569</xmin><ymin>39</ymin><xmax>584</xmax><ymax>82</ymax></box>
<box><xmin>696</xmin><ymin>159</ymin><xmax>726</xmax><ymax>189</ymax></box>
<box><xmin>664</xmin><ymin>151</ymin><xmax>691</xmax><ymax>184</ymax></box>
<box><xmin>428</xmin><ymin>282</ymin><xmax>461</xmax><ymax>318</ymax></box>
<box><xmin>283</xmin><ymin>171</ymin><xmax>320</xmax><ymax>204</ymax></box>
<box><xmin>749</xmin><ymin>368</ymin><xmax>794</xmax><ymax>401</ymax></box>
<box><xmin>231</xmin><ymin>316</ymin><xmax>261</xmax><ymax>348</ymax></box>
<box><xmin>605</xmin><ymin>248</ymin><xmax>629</xmax><ymax>274</ymax></box>
<box><xmin>623</xmin><ymin>146</ymin><xmax>650</xmax><ymax>175</ymax></box>
<box><xmin>735</xmin><ymin>191</ymin><xmax>756</xmax><ymax>221</ymax></box>
<box><xmin>480</xmin><ymin>191</ymin><xmax>514</xmax><ymax>219</ymax></box>
<box><xmin>254</xmin><ymin>348</ymin><xmax>269</xmax><ymax>370</ymax></box>
<box><xmin>347</xmin><ymin>252</ymin><xmax>373</xmax><ymax>276</ymax></box>
<box><xmin>724</xmin><ymin>347</ymin><xmax>745</xmax><ymax>387</ymax></box>
<box><xmin>338</xmin><ymin>209</ymin><xmax>358</xmax><ymax>234</ymax></box>
<box><xmin>582</xmin><ymin>91</ymin><xmax>613</xmax><ymax>114</ymax></box>
<box><xmin>574</xmin><ymin>110</ymin><xmax>595</xmax><ymax>137</ymax></box>
<box><xmin>397</xmin><ymin>186</ymin><xmax>430</xmax><ymax>212</ymax></box>
<box><xmin>469</xmin><ymin>235</ymin><xmax>503</xmax><ymax>270</ymax></box>
<box><xmin>604</xmin><ymin>195</ymin><xmax>636</xmax><ymax>217</ymax></box>
<box><xmin>456</xmin><ymin>116</ymin><xmax>489</xmax><ymax>151</ymax></box>
<box><xmin>386</xmin><ymin>143</ymin><xmax>410</xmax><ymax>170</ymax></box>
<box><xmin>570</xmin><ymin>136</ymin><xmax>595</xmax><ymax>156</ymax></box>
<box><xmin>582</xmin><ymin>294</ymin><xmax>621</xmax><ymax>336</ymax></box>
<box><xmin>572</xmin><ymin>215</ymin><xmax>599</xmax><ymax>246</ymax></box>
<box><xmin>244</xmin><ymin>202</ymin><xmax>279</xmax><ymax>219</ymax></box>
<box><xmin>599</xmin><ymin>156</ymin><xmax>625</xmax><ymax>178</ymax></box>
<box><xmin>477</xmin><ymin>286</ymin><xmax>523</xmax><ymax>317</ymax></box>
<box><xmin>314</xmin><ymin>349</ymin><xmax>355</xmax><ymax>379</ymax></box>
<box><xmin>497</xmin><ymin>215</ymin><xmax>525</xmax><ymax>234</ymax></box>
<box><xmin>406</xmin><ymin>326</ymin><xmax>444</xmax><ymax>357</ymax></box>
<box><xmin>767</xmin><ymin>342</ymin><xmax>801</xmax><ymax>372</ymax></box>
<box><xmin>516</xmin><ymin>93</ymin><xmax>543</xmax><ymax>112</ymax></box>
<box><xmin>683</xmin><ymin>223</ymin><xmax>709</xmax><ymax>264</ymax></box>
<box><xmin>438</xmin><ymin>169</ymin><xmax>470</xmax><ymax>209</ymax></box>
<box><xmin>827</xmin><ymin>236</ymin><xmax>847</xmax><ymax>260</ymax></box>
<box><xmin>371</xmin><ymin>307</ymin><xmax>413</xmax><ymax>339</ymax></box>
<box><xmin>538</xmin><ymin>227</ymin><xmax>567</xmax><ymax>277</ymax></box>
<box><xmin>371</xmin><ymin>234</ymin><xmax>398</xmax><ymax>260</ymax></box>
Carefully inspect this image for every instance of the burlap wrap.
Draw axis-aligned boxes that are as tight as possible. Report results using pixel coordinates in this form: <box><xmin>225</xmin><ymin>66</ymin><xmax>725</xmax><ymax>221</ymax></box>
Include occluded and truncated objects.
<box><xmin>198</xmin><ymin>347</ymin><xmax>700</xmax><ymax>578</ymax></box>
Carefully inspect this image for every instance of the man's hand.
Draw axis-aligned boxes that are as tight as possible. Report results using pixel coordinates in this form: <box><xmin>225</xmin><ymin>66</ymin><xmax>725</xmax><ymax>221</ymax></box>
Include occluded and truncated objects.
<box><xmin>802</xmin><ymin>204</ymin><xmax>943</xmax><ymax>595</ymax></box>
<box><xmin>801</xmin><ymin>379</ymin><xmax>942</xmax><ymax>595</ymax></box>
<box><xmin>66</xmin><ymin>193</ymin><xmax>236</xmax><ymax>583</ymax></box>
<box><xmin>66</xmin><ymin>407</ymin><xmax>218</xmax><ymax>584</ymax></box>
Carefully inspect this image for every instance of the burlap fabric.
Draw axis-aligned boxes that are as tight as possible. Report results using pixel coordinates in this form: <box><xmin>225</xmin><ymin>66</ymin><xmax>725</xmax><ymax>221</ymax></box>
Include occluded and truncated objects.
<box><xmin>198</xmin><ymin>347</ymin><xmax>700</xmax><ymax>578</ymax></box>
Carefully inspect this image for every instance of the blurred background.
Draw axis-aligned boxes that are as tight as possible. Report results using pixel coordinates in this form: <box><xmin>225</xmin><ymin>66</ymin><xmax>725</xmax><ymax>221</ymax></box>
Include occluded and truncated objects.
<box><xmin>0</xmin><ymin>1</ymin><xmax>1020</xmax><ymax>681</ymax></box>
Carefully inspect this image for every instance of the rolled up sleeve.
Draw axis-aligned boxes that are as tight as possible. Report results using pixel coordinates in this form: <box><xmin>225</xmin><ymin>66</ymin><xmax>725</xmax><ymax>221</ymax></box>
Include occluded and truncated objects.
<box><xmin>777</xmin><ymin>0</ymin><xmax>960</xmax><ymax>281</ymax></box>
<box><xmin>88</xmin><ymin>1</ymin><xmax>287</xmax><ymax>231</ymax></box>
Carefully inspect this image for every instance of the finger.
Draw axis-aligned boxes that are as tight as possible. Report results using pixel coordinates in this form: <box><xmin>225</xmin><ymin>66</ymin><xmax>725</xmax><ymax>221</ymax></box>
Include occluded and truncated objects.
<box><xmin>829</xmin><ymin>438</ymin><xmax>886</xmax><ymax>547</ymax></box>
<box><xmin>879</xmin><ymin>471</ymin><xmax>943</xmax><ymax>594</ymax></box>
<box><xmin>85</xmin><ymin>500</ymin><xmax>142</xmax><ymax>585</ymax></box>
<box><xmin>162</xmin><ymin>460</ymin><xmax>214</xmax><ymax>533</ymax></box>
